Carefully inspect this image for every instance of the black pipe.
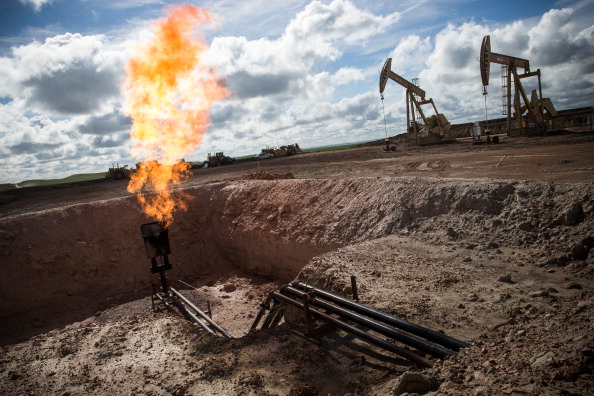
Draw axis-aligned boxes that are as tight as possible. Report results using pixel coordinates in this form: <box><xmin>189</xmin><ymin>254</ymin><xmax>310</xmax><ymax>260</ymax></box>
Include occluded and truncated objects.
<box><xmin>271</xmin><ymin>292</ymin><xmax>433</xmax><ymax>368</ymax></box>
<box><xmin>169</xmin><ymin>294</ymin><xmax>216</xmax><ymax>335</ymax></box>
<box><xmin>170</xmin><ymin>287</ymin><xmax>231</xmax><ymax>338</ymax></box>
<box><xmin>282</xmin><ymin>286</ymin><xmax>455</xmax><ymax>359</ymax></box>
<box><xmin>292</xmin><ymin>281</ymin><xmax>471</xmax><ymax>350</ymax></box>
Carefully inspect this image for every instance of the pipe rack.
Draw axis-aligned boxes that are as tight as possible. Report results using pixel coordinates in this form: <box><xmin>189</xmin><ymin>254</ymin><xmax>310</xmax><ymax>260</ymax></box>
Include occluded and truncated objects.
<box><xmin>251</xmin><ymin>280</ymin><xmax>470</xmax><ymax>368</ymax></box>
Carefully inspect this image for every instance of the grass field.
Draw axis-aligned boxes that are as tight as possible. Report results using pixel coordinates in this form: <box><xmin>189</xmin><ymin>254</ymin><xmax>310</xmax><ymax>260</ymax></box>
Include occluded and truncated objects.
<box><xmin>11</xmin><ymin>172</ymin><xmax>106</xmax><ymax>189</ymax></box>
<box><xmin>300</xmin><ymin>143</ymin><xmax>360</xmax><ymax>153</ymax></box>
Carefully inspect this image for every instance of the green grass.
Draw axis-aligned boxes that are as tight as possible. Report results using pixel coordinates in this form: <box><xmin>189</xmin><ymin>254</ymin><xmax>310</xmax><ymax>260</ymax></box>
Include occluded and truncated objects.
<box><xmin>17</xmin><ymin>172</ymin><xmax>106</xmax><ymax>188</ymax></box>
<box><xmin>3</xmin><ymin>142</ymin><xmax>363</xmax><ymax>189</ymax></box>
<box><xmin>300</xmin><ymin>143</ymin><xmax>359</xmax><ymax>153</ymax></box>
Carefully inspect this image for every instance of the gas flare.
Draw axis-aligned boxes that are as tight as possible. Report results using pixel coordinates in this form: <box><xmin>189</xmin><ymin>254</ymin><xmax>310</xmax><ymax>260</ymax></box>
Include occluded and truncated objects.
<box><xmin>124</xmin><ymin>4</ymin><xmax>228</xmax><ymax>227</ymax></box>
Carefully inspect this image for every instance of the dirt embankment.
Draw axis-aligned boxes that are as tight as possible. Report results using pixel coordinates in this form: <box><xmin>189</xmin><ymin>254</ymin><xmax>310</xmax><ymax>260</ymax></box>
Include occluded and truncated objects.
<box><xmin>1</xmin><ymin>174</ymin><xmax>593</xmax><ymax>395</ymax></box>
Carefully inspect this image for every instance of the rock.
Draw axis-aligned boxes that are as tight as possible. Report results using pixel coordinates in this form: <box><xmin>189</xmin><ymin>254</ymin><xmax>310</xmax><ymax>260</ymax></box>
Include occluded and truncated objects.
<box><xmin>564</xmin><ymin>282</ymin><xmax>582</xmax><ymax>289</ymax></box>
<box><xmin>498</xmin><ymin>274</ymin><xmax>513</xmax><ymax>283</ymax></box>
<box><xmin>541</xmin><ymin>255</ymin><xmax>570</xmax><ymax>267</ymax></box>
<box><xmin>446</xmin><ymin>227</ymin><xmax>459</xmax><ymax>239</ymax></box>
<box><xmin>463</xmin><ymin>256</ymin><xmax>472</xmax><ymax>262</ymax></box>
<box><xmin>569</xmin><ymin>243</ymin><xmax>589</xmax><ymax>261</ymax></box>
<box><xmin>529</xmin><ymin>290</ymin><xmax>549</xmax><ymax>298</ymax></box>
<box><xmin>487</xmin><ymin>241</ymin><xmax>499</xmax><ymax>249</ymax></box>
<box><xmin>574</xmin><ymin>300</ymin><xmax>592</xmax><ymax>314</ymax></box>
<box><xmin>391</xmin><ymin>371</ymin><xmax>440</xmax><ymax>395</ymax></box>
<box><xmin>555</xmin><ymin>202</ymin><xmax>585</xmax><ymax>226</ymax></box>
<box><xmin>581</xmin><ymin>236</ymin><xmax>594</xmax><ymax>249</ymax></box>
<box><xmin>492</xmin><ymin>219</ymin><xmax>503</xmax><ymax>227</ymax></box>
<box><xmin>467</xmin><ymin>294</ymin><xmax>479</xmax><ymax>302</ymax></box>
<box><xmin>288</xmin><ymin>385</ymin><xmax>318</xmax><ymax>396</ymax></box>
<box><xmin>518</xmin><ymin>221</ymin><xmax>533</xmax><ymax>232</ymax></box>
<box><xmin>530</xmin><ymin>351</ymin><xmax>556</xmax><ymax>369</ymax></box>
<box><xmin>439</xmin><ymin>380</ymin><xmax>461</xmax><ymax>390</ymax></box>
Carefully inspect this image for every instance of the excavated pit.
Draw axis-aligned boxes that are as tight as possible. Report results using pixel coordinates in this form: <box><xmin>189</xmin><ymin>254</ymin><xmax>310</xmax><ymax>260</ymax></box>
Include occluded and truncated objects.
<box><xmin>1</xmin><ymin>176</ymin><xmax>592</xmax><ymax>346</ymax></box>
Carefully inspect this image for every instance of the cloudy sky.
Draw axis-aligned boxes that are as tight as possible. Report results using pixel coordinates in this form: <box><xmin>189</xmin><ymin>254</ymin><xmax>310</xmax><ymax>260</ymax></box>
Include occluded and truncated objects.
<box><xmin>0</xmin><ymin>0</ymin><xmax>593</xmax><ymax>184</ymax></box>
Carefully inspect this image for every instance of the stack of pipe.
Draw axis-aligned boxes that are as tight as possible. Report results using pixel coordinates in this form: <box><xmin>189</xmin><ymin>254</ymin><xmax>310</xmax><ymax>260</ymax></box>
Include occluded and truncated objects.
<box><xmin>255</xmin><ymin>281</ymin><xmax>471</xmax><ymax>368</ymax></box>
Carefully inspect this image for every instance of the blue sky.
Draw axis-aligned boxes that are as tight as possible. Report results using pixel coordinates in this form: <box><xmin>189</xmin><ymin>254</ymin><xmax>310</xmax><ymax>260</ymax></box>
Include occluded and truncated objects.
<box><xmin>0</xmin><ymin>0</ymin><xmax>593</xmax><ymax>184</ymax></box>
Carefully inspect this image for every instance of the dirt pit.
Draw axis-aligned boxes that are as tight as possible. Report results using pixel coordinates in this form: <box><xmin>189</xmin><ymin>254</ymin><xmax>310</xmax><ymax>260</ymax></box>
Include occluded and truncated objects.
<box><xmin>1</xmin><ymin>132</ymin><xmax>594</xmax><ymax>395</ymax></box>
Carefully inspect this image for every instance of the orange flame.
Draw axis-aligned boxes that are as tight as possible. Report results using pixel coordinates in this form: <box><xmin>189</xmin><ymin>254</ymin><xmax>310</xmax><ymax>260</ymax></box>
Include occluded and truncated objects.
<box><xmin>124</xmin><ymin>4</ymin><xmax>228</xmax><ymax>227</ymax></box>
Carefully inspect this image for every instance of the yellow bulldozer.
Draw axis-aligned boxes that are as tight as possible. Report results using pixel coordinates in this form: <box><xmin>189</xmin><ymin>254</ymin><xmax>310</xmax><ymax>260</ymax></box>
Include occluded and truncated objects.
<box><xmin>262</xmin><ymin>143</ymin><xmax>302</xmax><ymax>157</ymax></box>
<box><xmin>105</xmin><ymin>164</ymin><xmax>132</xmax><ymax>180</ymax></box>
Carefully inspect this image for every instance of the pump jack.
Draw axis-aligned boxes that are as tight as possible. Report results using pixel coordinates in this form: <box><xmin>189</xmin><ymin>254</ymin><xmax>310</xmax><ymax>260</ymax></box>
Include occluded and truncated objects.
<box><xmin>379</xmin><ymin>58</ymin><xmax>451</xmax><ymax>144</ymax></box>
<box><xmin>480</xmin><ymin>35</ymin><xmax>557</xmax><ymax>136</ymax></box>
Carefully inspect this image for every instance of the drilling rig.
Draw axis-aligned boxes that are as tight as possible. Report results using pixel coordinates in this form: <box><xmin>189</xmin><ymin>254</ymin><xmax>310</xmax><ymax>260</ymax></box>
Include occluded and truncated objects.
<box><xmin>379</xmin><ymin>58</ymin><xmax>451</xmax><ymax>144</ymax></box>
<box><xmin>480</xmin><ymin>35</ymin><xmax>557</xmax><ymax>136</ymax></box>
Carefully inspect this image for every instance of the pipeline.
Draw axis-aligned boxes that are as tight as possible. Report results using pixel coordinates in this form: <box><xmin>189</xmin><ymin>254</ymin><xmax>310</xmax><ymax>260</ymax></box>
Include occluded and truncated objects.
<box><xmin>169</xmin><ymin>293</ymin><xmax>215</xmax><ymax>335</ymax></box>
<box><xmin>292</xmin><ymin>281</ymin><xmax>471</xmax><ymax>350</ymax></box>
<box><xmin>170</xmin><ymin>287</ymin><xmax>231</xmax><ymax>338</ymax></box>
<box><xmin>282</xmin><ymin>285</ymin><xmax>455</xmax><ymax>359</ymax></box>
<box><xmin>271</xmin><ymin>292</ymin><xmax>434</xmax><ymax>368</ymax></box>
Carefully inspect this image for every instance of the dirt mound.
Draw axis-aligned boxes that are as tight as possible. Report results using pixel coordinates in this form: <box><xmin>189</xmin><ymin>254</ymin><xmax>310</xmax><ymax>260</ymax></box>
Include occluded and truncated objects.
<box><xmin>240</xmin><ymin>171</ymin><xmax>295</xmax><ymax>180</ymax></box>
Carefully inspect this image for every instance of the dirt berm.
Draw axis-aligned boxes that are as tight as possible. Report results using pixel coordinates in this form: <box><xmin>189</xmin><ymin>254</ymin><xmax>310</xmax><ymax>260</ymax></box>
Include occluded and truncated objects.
<box><xmin>1</xmin><ymin>174</ymin><xmax>593</xmax><ymax>395</ymax></box>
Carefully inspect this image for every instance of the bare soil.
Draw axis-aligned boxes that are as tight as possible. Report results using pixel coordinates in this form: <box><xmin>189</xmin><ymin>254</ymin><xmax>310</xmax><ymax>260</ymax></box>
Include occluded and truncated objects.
<box><xmin>1</xmin><ymin>130</ymin><xmax>593</xmax><ymax>396</ymax></box>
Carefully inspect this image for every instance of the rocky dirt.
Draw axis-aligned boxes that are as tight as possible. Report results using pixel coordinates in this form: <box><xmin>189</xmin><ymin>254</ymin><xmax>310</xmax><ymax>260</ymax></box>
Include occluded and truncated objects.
<box><xmin>1</xmin><ymin>130</ymin><xmax>593</xmax><ymax>395</ymax></box>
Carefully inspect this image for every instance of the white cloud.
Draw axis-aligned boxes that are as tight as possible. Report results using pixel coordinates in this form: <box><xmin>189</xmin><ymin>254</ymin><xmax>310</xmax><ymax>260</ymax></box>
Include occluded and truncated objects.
<box><xmin>19</xmin><ymin>0</ymin><xmax>52</xmax><ymax>12</ymax></box>
<box><xmin>0</xmin><ymin>33</ymin><xmax>125</xmax><ymax>116</ymax></box>
<box><xmin>0</xmin><ymin>32</ymin><xmax>132</xmax><ymax>182</ymax></box>
<box><xmin>389</xmin><ymin>35</ymin><xmax>432</xmax><ymax>75</ymax></box>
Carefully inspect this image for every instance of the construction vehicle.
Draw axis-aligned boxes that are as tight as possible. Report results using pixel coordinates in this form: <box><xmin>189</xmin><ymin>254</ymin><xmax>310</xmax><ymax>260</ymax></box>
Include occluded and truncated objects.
<box><xmin>480</xmin><ymin>35</ymin><xmax>557</xmax><ymax>136</ymax></box>
<box><xmin>379</xmin><ymin>58</ymin><xmax>451</xmax><ymax>144</ymax></box>
<box><xmin>206</xmin><ymin>152</ymin><xmax>235</xmax><ymax>167</ymax></box>
<box><xmin>206</xmin><ymin>152</ymin><xmax>224</xmax><ymax>167</ymax></box>
<box><xmin>261</xmin><ymin>143</ymin><xmax>302</xmax><ymax>158</ymax></box>
<box><xmin>105</xmin><ymin>164</ymin><xmax>132</xmax><ymax>180</ymax></box>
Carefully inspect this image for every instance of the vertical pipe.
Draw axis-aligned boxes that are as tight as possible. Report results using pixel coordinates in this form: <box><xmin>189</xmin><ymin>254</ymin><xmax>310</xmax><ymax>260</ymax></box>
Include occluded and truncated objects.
<box><xmin>406</xmin><ymin>89</ymin><xmax>411</xmax><ymax>142</ymax></box>
<box><xmin>302</xmin><ymin>293</ymin><xmax>313</xmax><ymax>334</ymax></box>
<box><xmin>507</xmin><ymin>67</ymin><xmax>512</xmax><ymax>134</ymax></box>
<box><xmin>350</xmin><ymin>276</ymin><xmax>359</xmax><ymax>302</ymax></box>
